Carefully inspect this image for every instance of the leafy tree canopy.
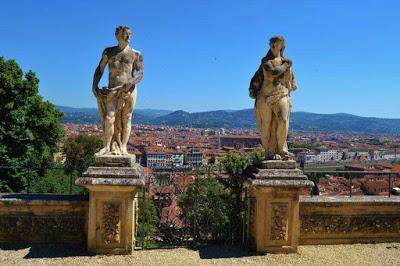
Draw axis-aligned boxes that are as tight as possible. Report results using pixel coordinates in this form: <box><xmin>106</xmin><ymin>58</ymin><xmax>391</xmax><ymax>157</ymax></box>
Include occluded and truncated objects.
<box><xmin>218</xmin><ymin>151</ymin><xmax>264</xmax><ymax>243</ymax></box>
<box><xmin>137</xmin><ymin>193</ymin><xmax>159</xmax><ymax>243</ymax></box>
<box><xmin>219</xmin><ymin>153</ymin><xmax>251</xmax><ymax>194</ymax></box>
<box><xmin>0</xmin><ymin>57</ymin><xmax>64</xmax><ymax>192</ymax></box>
<box><xmin>30</xmin><ymin>166</ymin><xmax>85</xmax><ymax>195</ymax></box>
<box><xmin>178</xmin><ymin>178</ymin><xmax>231</xmax><ymax>242</ymax></box>
<box><xmin>63</xmin><ymin>134</ymin><xmax>102</xmax><ymax>176</ymax></box>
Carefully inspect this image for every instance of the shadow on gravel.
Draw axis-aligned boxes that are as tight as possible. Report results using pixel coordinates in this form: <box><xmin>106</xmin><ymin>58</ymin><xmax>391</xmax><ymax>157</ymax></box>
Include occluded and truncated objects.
<box><xmin>193</xmin><ymin>245</ymin><xmax>262</xmax><ymax>259</ymax></box>
<box><xmin>0</xmin><ymin>244</ymin><xmax>90</xmax><ymax>259</ymax></box>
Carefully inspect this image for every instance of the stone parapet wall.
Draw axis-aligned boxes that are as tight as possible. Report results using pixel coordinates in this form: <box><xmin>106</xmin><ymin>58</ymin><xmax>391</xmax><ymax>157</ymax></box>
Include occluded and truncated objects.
<box><xmin>299</xmin><ymin>196</ymin><xmax>400</xmax><ymax>245</ymax></box>
<box><xmin>1</xmin><ymin>194</ymin><xmax>399</xmax><ymax>246</ymax></box>
<box><xmin>0</xmin><ymin>194</ymin><xmax>88</xmax><ymax>244</ymax></box>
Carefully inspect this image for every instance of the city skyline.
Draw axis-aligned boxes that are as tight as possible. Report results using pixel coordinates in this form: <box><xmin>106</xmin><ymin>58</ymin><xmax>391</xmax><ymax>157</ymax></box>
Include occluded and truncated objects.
<box><xmin>1</xmin><ymin>1</ymin><xmax>399</xmax><ymax>118</ymax></box>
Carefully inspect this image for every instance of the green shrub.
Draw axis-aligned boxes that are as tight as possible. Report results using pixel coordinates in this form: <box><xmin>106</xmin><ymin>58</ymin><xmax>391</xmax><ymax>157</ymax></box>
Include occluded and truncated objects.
<box><xmin>179</xmin><ymin>178</ymin><xmax>232</xmax><ymax>243</ymax></box>
<box><xmin>30</xmin><ymin>167</ymin><xmax>85</xmax><ymax>194</ymax></box>
<box><xmin>137</xmin><ymin>193</ymin><xmax>159</xmax><ymax>245</ymax></box>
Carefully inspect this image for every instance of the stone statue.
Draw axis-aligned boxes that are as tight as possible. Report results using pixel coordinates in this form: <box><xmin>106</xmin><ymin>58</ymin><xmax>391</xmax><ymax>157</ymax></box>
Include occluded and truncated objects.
<box><xmin>92</xmin><ymin>26</ymin><xmax>143</xmax><ymax>156</ymax></box>
<box><xmin>249</xmin><ymin>36</ymin><xmax>296</xmax><ymax>160</ymax></box>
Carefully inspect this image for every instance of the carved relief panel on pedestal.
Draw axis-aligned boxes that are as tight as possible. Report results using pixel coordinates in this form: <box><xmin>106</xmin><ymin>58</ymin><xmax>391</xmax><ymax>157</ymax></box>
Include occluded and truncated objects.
<box><xmin>270</xmin><ymin>202</ymin><xmax>289</xmax><ymax>241</ymax></box>
<box><xmin>102</xmin><ymin>202</ymin><xmax>121</xmax><ymax>245</ymax></box>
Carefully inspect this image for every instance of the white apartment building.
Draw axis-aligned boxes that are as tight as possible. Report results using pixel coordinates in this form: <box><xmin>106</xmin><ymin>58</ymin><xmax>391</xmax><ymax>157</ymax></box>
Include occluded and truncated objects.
<box><xmin>300</xmin><ymin>150</ymin><xmax>342</xmax><ymax>163</ymax></box>
<box><xmin>146</xmin><ymin>152</ymin><xmax>184</xmax><ymax>169</ymax></box>
<box><xmin>383</xmin><ymin>152</ymin><xmax>400</xmax><ymax>160</ymax></box>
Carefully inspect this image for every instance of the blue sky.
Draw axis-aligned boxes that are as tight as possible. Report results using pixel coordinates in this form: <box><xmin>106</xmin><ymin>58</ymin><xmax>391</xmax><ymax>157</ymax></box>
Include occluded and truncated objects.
<box><xmin>1</xmin><ymin>0</ymin><xmax>399</xmax><ymax>118</ymax></box>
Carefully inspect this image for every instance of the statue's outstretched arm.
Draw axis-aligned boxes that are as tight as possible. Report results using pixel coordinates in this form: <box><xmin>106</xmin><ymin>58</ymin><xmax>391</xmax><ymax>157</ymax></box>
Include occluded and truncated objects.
<box><xmin>262</xmin><ymin>60</ymin><xmax>289</xmax><ymax>76</ymax></box>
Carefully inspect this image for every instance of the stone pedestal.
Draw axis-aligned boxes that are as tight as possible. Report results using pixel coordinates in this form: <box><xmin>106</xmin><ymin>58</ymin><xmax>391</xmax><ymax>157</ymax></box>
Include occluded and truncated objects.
<box><xmin>76</xmin><ymin>155</ymin><xmax>145</xmax><ymax>255</ymax></box>
<box><xmin>245</xmin><ymin>160</ymin><xmax>313</xmax><ymax>254</ymax></box>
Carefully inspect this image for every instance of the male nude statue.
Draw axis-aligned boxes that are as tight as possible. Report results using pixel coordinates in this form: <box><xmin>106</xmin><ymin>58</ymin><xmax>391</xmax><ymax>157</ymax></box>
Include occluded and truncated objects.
<box><xmin>92</xmin><ymin>26</ymin><xmax>143</xmax><ymax>156</ymax></box>
<box><xmin>249</xmin><ymin>36</ymin><xmax>296</xmax><ymax>160</ymax></box>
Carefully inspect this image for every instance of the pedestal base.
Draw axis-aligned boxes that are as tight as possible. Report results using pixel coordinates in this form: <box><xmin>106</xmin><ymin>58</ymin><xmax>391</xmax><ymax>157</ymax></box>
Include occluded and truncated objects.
<box><xmin>245</xmin><ymin>160</ymin><xmax>313</xmax><ymax>254</ymax></box>
<box><xmin>86</xmin><ymin>185</ymin><xmax>138</xmax><ymax>255</ymax></box>
<box><xmin>76</xmin><ymin>155</ymin><xmax>145</xmax><ymax>255</ymax></box>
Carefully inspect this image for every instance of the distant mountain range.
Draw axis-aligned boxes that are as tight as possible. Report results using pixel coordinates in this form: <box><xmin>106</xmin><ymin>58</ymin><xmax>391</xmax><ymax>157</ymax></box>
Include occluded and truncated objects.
<box><xmin>57</xmin><ymin>105</ymin><xmax>172</xmax><ymax>125</ymax></box>
<box><xmin>56</xmin><ymin>105</ymin><xmax>400</xmax><ymax>135</ymax></box>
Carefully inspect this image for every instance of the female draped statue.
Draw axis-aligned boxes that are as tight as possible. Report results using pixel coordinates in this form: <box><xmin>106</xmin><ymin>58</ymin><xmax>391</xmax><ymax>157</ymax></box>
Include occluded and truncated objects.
<box><xmin>249</xmin><ymin>36</ymin><xmax>296</xmax><ymax>160</ymax></box>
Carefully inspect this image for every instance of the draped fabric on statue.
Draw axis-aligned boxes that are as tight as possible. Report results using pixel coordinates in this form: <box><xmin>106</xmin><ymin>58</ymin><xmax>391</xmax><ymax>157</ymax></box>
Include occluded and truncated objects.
<box><xmin>94</xmin><ymin>87</ymin><xmax>135</xmax><ymax>155</ymax></box>
<box><xmin>250</xmin><ymin>38</ymin><xmax>297</xmax><ymax>160</ymax></box>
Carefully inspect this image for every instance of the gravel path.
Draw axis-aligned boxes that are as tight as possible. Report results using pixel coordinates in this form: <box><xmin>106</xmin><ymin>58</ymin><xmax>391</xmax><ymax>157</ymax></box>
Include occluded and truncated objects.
<box><xmin>1</xmin><ymin>243</ymin><xmax>399</xmax><ymax>266</ymax></box>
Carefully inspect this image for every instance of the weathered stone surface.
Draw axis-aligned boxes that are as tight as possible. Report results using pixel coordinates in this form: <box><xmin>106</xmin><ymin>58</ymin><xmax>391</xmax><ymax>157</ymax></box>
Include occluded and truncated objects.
<box><xmin>249</xmin><ymin>36</ymin><xmax>296</xmax><ymax>161</ymax></box>
<box><xmin>245</xmin><ymin>158</ymin><xmax>312</xmax><ymax>253</ymax></box>
<box><xmin>0</xmin><ymin>194</ymin><xmax>87</xmax><ymax>244</ymax></box>
<box><xmin>247</xmin><ymin>168</ymin><xmax>308</xmax><ymax>180</ymax></box>
<box><xmin>249</xmin><ymin>179</ymin><xmax>314</xmax><ymax>187</ymax></box>
<box><xmin>93</xmin><ymin>26</ymin><xmax>143</xmax><ymax>156</ymax></box>
<box><xmin>102</xmin><ymin>202</ymin><xmax>121</xmax><ymax>245</ymax></box>
<box><xmin>95</xmin><ymin>155</ymin><xmax>135</xmax><ymax>167</ymax></box>
<box><xmin>0</xmin><ymin>193</ymin><xmax>88</xmax><ymax>202</ymax></box>
<box><xmin>75</xmin><ymin>177</ymin><xmax>145</xmax><ymax>187</ymax></box>
<box><xmin>256</xmin><ymin>168</ymin><xmax>306</xmax><ymax>178</ymax></box>
<box><xmin>256</xmin><ymin>160</ymin><xmax>296</xmax><ymax>169</ymax></box>
<box><xmin>76</xmin><ymin>159</ymin><xmax>145</xmax><ymax>187</ymax></box>
<box><xmin>301</xmin><ymin>215</ymin><xmax>400</xmax><ymax>234</ymax></box>
<box><xmin>1</xmin><ymin>194</ymin><xmax>399</xmax><ymax>247</ymax></box>
<box><xmin>247</xmin><ymin>186</ymin><xmax>301</xmax><ymax>254</ymax></box>
<box><xmin>299</xmin><ymin>196</ymin><xmax>400</xmax><ymax>245</ymax></box>
<box><xmin>270</xmin><ymin>203</ymin><xmax>289</xmax><ymax>241</ymax></box>
<box><xmin>0</xmin><ymin>215</ymin><xmax>86</xmax><ymax>243</ymax></box>
<box><xmin>75</xmin><ymin>154</ymin><xmax>145</xmax><ymax>254</ymax></box>
<box><xmin>245</xmin><ymin>160</ymin><xmax>313</xmax><ymax>187</ymax></box>
<box><xmin>300</xmin><ymin>195</ymin><xmax>400</xmax><ymax>203</ymax></box>
<box><xmin>81</xmin><ymin>165</ymin><xmax>144</xmax><ymax>179</ymax></box>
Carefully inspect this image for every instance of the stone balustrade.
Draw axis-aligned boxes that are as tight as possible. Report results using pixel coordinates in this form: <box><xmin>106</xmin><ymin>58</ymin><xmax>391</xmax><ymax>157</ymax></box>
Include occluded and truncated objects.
<box><xmin>300</xmin><ymin>196</ymin><xmax>400</xmax><ymax>245</ymax></box>
<box><xmin>0</xmin><ymin>194</ymin><xmax>87</xmax><ymax>244</ymax></box>
<box><xmin>1</xmin><ymin>194</ymin><xmax>399</xmax><ymax>246</ymax></box>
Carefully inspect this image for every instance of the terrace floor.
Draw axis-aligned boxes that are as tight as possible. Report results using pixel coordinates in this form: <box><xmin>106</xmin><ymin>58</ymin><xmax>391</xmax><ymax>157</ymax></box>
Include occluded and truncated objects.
<box><xmin>0</xmin><ymin>243</ymin><xmax>399</xmax><ymax>266</ymax></box>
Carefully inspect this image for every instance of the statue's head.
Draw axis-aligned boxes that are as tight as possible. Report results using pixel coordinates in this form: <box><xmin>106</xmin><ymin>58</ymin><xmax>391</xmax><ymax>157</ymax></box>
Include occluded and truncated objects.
<box><xmin>269</xmin><ymin>35</ymin><xmax>285</xmax><ymax>57</ymax></box>
<box><xmin>115</xmin><ymin>26</ymin><xmax>132</xmax><ymax>46</ymax></box>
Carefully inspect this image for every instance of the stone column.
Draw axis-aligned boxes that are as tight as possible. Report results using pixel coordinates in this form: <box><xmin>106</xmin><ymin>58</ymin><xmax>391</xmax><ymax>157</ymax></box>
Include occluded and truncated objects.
<box><xmin>245</xmin><ymin>160</ymin><xmax>313</xmax><ymax>254</ymax></box>
<box><xmin>76</xmin><ymin>155</ymin><xmax>145</xmax><ymax>255</ymax></box>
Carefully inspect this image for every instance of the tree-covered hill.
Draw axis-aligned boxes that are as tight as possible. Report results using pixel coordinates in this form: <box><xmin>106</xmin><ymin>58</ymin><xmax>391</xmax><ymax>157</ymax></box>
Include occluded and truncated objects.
<box><xmin>58</xmin><ymin>106</ymin><xmax>400</xmax><ymax>135</ymax></box>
